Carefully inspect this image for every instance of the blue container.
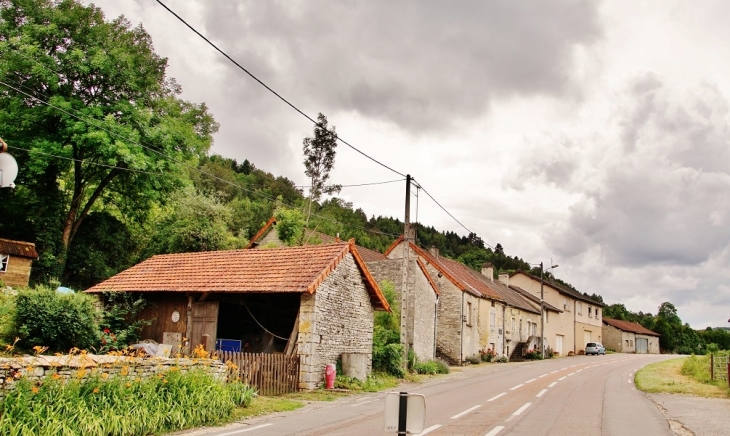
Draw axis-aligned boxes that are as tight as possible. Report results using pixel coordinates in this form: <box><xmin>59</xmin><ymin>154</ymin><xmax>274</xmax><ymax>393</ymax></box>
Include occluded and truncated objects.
<box><xmin>215</xmin><ymin>339</ymin><xmax>242</xmax><ymax>352</ymax></box>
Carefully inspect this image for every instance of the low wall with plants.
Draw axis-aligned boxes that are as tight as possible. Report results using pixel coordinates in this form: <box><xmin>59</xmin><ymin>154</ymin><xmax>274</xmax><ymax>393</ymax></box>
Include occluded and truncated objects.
<box><xmin>0</xmin><ymin>352</ymin><xmax>227</xmax><ymax>397</ymax></box>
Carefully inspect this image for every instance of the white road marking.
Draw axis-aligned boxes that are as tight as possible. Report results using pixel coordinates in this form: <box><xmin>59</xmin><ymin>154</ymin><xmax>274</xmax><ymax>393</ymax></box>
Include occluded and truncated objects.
<box><xmin>525</xmin><ymin>378</ymin><xmax>536</xmax><ymax>384</ymax></box>
<box><xmin>551</xmin><ymin>370</ymin><xmax>559</xmax><ymax>373</ymax></box>
<box><xmin>567</xmin><ymin>372</ymin><xmax>575</xmax><ymax>377</ymax></box>
<box><xmin>485</xmin><ymin>426</ymin><xmax>505</xmax><ymax>436</ymax></box>
<box><xmin>577</xmin><ymin>369</ymin><xmax>584</xmax><ymax>372</ymax></box>
<box><xmin>548</xmin><ymin>382</ymin><xmax>558</xmax><ymax>387</ymax></box>
<box><xmin>558</xmin><ymin>376</ymin><xmax>567</xmax><ymax>380</ymax></box>
<box><xmin>217</xmin><ymin>424</ymin><xmax>273</xmax><ymax>435</ymax></box>
<box><xmin>536</xmin><ymin>389</ymin><xmax>548</xmax><ymax>397</ymax></box>
<box><xmin>451</xmin><ymin>405</ymin><xmax>482</xmax><ymax>419</ymax></box>
<box><xmin>560</xmin><ymin>367</ymin><xmax>568</xmax><ymax>370</ymax></box>
<box><xmin>414</xmin><ymin>424</ymin><xmax>442</xmax><ymax>435</ymax></box>
<box><xmin>628</xmin><ymin>379</ymin><xmax>632</xmax><ymax>384</ymax></box>
<box><xmin>487</xmin><ymin>392</ymin><xmax>506</xmax><ymax>402</ymax></box>
<box><xmin>539</xmin><ymin>373</ymin><xmax>548</xmax><ymax>378</ymax></box>
<box><xmin>513</xmin><ymin>403</ymin><xmax>532</xmax><ymax>416</ymax></box>
<box><xmin>352</xmin><ymin>400</ymin><xmax>376</xmax><ymax>406</ymax></box>
<box><xmin>510</xmin><ymin>384</ymin><xmax>524</xmax><ymax>390</ymax></box>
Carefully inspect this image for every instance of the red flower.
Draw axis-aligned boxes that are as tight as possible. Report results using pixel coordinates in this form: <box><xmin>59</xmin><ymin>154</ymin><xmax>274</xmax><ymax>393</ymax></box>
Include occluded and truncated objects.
<box><xmin>103</xmin><ymin>328</ymin><xmax>111</xmax><ymax>334</ymax></box>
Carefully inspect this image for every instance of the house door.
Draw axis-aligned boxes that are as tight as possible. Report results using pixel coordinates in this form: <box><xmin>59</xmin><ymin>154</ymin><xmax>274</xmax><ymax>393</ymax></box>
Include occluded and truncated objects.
<box><xmin>636</xmin><ymin>338</ymin><xmax>648</xmax><ymax>354</ymax></box>
<box><xmin>583</xmin><ymin>330</ymin><xmax>592</xmax><ymax>349</ymax></box>
<box><xmin>555</xmin><ymin>335</ymin><xmax>564</xmax><ymax>355</ymax></box>
<box><xmin>519</xmin><ymin>319</ymin><xmax>523</xmax><ymax>341</ymax></box>
<box><xmin>191</xmin><ymin>301</ymin><xmax>219</xmax><ymax>353</ymax></box>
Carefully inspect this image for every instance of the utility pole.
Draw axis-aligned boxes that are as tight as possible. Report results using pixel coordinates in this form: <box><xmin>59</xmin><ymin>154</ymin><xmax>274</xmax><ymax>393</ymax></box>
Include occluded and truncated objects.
<box><xmin>540</xmin><ymin>262</ymin><xmax>545</xmax><ymax>359</ymax></box>
<box><xmin>400</xmin><ymin>175</ymin><xmax>411</xmax><ymax>372</ymax></box>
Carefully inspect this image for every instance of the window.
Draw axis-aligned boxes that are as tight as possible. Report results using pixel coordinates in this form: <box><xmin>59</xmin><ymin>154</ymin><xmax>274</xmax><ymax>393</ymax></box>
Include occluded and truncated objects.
<box><xmin>588</xmin><ymin>307</ymin><xmax>592</xmax><ymax>318</ymax></box>
<box><xmin>490</xmin><ymin>310</ymin><xmax>496</xmax><ymax>331</ymax></box>
<box><xmin>563</xmin><ymin>298</ymin><xmax>570</xmax><ymax>312</ymax></box>
<box><xmin>512</xmin><ymin>317</ymin><xmax>516</xmax><ymax>333</ymax></box>
<box><xmin>596</xmin><ymin>308</ymin><xmax>600</xmax><ymax>319</ymax></box>
<box><xmin>577</xmin><ymin>302</ymin><xmax>583</xmax><ymax>315</ymax></box>
<box><xmin>0</xmin><ymin>254</ymin><xmax>8</xmax><ymax>272</ymax></box>
<box><xmin>466</xmin><ymin>302</ymin><xmax>473</xmax><ymax>326</ymax></box>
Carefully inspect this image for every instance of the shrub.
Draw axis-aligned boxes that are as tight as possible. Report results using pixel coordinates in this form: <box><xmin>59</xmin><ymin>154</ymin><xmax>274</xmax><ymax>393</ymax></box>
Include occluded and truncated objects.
<box><xmin>413</xmin><ymin>359</ymin><xmax>450</xmax><ymax>375</ymax></box>
<box><xmin>371</xmin><ymin>281</ymin><xmax>404</xmax><ymax>377</ymax></box>
<box><xmin>14</xmin><ymin>287</ymin><xmax>100</xmax><ymax>352</ymax></box>
<box><xmin>544</xmin><ymin>347</ymin><xmax>555</xmax><ymax>359</ymax></box>
<box><xmin>98</xmin><ymin>292</ymin><xmax>151</xmax><ymax>353</ymax></box>
<box><xmin>0</xmin><ymin>368</ymin><xmax>253</xmax><ymax>435</ymax></box>
<box><xmin>495</xmin><ymin>355</ymin><xmax>509</xmax><ymax>363</ymax></box>
<box><xmin>681</xmin><ymin>354</ymin><xmax>711</xmax><ymax>383</ymax></box>
<box><xmin>465</xmin><ymin>354</ymin><xmax>481</xmax><ymax>365</ymax></box>
<box><xmin>480</xmin><ymin>349</ymin><xmax>496</xmax><ymax>362</ymax></box>
<box><xmin>373</xmin><ymin>343</ymin><xmax>404</xmax><ymax>378</ymax></box>
<box><xmin>524</xmin><ymin>349</ymin><xmax>544</xmax><ymax>360</ymax></box>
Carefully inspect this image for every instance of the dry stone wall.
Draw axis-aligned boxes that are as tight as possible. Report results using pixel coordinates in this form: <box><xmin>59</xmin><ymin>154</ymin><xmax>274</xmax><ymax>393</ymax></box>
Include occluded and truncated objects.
<box><xmin>0</xmin><ymin>354</ymin><xmax>227</xmax><ymax>398</ymax></box>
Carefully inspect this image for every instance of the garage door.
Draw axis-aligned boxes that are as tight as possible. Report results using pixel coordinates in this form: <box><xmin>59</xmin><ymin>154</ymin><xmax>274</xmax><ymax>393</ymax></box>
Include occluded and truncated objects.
<box><xmin>555</xmin><ymin>335</ymin><xmax>563</xmax><ymax>355</ymax></box>
<box><xmin>636</xmin><ymin>338</ymin><xmax>648</xmax><ymax>354</ymax></box>
<box><xmin>584</xmin><ymin>330</ymin><xmax>592</xmax><ymax>348</ymax></box>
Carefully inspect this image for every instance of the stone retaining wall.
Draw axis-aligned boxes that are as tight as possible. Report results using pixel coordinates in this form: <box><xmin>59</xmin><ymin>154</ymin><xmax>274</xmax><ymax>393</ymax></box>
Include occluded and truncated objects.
<box><xmin>0</xmin><ymin>354</ymin><xmax>227</xmax><ymax>398</ymax></box>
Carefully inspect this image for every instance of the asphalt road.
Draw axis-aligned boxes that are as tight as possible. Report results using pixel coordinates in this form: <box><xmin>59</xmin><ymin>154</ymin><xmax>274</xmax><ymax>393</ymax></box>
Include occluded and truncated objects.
<box><xmin>180</xmin><ymin>354</ymin><xmax>677</xmax><ymax>436</ymax></box>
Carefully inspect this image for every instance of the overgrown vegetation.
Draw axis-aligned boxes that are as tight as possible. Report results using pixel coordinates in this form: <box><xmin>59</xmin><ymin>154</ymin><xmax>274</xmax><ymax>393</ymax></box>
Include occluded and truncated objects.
<box><xmin>371</xmin><ymin>281</ymin><xmax>404</xmax><ymax>377</ymax></box>
<box><xmin>334</xmin><ymin>373</ymin><xmax>400</xmax><ymax>392</ymax></box>
<box><xmin>0</xmin><ymin>368</ymin><xmax>255</xmax><ymax>435</ymax></box>
<box><xmin>412</xmin><ymin>359</ymin><xmax>450</xmax><ymax>375</ymax></box>
<box><xmin>636</xmin><ymin>357</ymin><xmax>730</xmax><ymax>398</ymax></box>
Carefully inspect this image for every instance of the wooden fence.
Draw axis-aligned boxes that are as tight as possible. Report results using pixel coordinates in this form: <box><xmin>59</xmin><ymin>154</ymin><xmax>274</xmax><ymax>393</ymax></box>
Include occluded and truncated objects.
<box><xmin>217</xmin><ymin>351</ymin><xmax>300</xmax><ymax>395</ymax></box>
<box><xmin>710</xmin><ymin>354</ymin><xmax>729</xmax><ymax>386</ymax></box>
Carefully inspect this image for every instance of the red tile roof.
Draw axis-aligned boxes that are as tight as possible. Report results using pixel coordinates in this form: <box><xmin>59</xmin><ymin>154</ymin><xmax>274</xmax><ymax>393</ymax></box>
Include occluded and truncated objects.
<box><xmin>603</xmin><ymin>317</ymin><xmax>660</xmax><ymax>337</ymax></box>
<box><xmin>510</xmin><ymin>270</ymin><xmax>605</xmax><ymax>307</ymax></box>
<box><xmin>387</xmin><ymin>236</ymin><xmax>504</xmax><ymax>301</ymax></box>
<box><xmin>0</xmin><ymin>238</ymin><xmax>38</xmax><ymax>259</ymax></box>
<box><xmin>86</xmin><ymin>241</ymin><xmax>390</xmax><ymax>311</ymax></box>
<box><xmin>246</xmin><ymin>217</ymin><xmax>388</xmax><ymax>262</ymax></box>
<box><xmin>416</xmin><ymin>258</ymin><xmax>440</xmax><ymax>296</ymax></box>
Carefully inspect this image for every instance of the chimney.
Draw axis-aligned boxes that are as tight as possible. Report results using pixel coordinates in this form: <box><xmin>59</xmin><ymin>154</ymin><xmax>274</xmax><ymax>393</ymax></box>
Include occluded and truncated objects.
<box><xmin>481</xmin><ymin>263</ymin><xmax>494</xmax><ymax>282</ymax></box>
<box><xmin>498</xmin><ymin>273</ymin><xmax>509</xmax><ymax>287</ymax></box>
<box><xmin>429</xmin><ymin>246</ymin><xmax>440</xmax><ymax>258</ymax></box>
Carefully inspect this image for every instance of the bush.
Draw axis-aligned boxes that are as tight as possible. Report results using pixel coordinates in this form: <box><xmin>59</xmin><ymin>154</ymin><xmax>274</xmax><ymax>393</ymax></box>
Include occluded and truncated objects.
<box><xmin>0</xmin><ymin>368</ymin><xmax>253</xmax><ymax>435</ymax></box>
<box><xmin>495</xmin><ymin>356</ymin><xmax>509</xmax><ymax>363</ymax></box>
<box><xmin>98</xmin><ymin>292</ymin><xmax>151</xmax><ymax>353</ymax></box>
<box><xmin>524</xmin><ymin>350</ymin><xmax>544</xmax><ymax>360</ymax></box>
<box><xmin>14</xmin><ymin>287</ymin><xmax>100</xmax><ymax>352</ymax></box>
<box><xmin>681</xmin><ymin>354</ymin><xmax>711</xmax><ymax>383</ymax></box>
<box><xmin>413</xmin><ymin>359</ymin><xmax>450</xmax><ymax>375</ymax></box>
<box><xmin>544</xmin><ymin>346</ymin><xmax>555</xmax><ymax>359</ymax></box>
<box><xmin>371</xmin><ymin>281</ymin><xmax>404</xmax><ymax>377</ymax></box>
<box><xmin>480</xmin><ymin>349</ymin><xmax>496</xmax><ymax>362</ymax></box>
<box><xmin>373</xmin><ymin>343</ymin><xmax>404</xmax><ymax>378</ymax></box>
<box><xmin>465</xmin><ymin>354</ymin><xmax>481</xmax><ymax>365</ymax></box>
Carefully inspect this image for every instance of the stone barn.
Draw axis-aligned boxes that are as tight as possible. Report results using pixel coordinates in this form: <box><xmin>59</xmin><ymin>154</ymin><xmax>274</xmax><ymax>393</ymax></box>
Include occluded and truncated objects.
<box><xmin>86</xmin><ymin>241</ymin><xmax>390</xmax><ymax>389</ymax></box>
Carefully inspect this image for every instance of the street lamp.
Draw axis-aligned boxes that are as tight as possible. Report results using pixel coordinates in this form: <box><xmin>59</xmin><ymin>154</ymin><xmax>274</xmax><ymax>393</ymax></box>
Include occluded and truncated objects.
<box><xmin>0</xmin><ymin>138</ymin><xmax>18</xmax><ymax>188</ymax></box>
<box><xmin>539</xmin><ymin>262</ymin><xmax>558</xmax><ymax>359</ymax></box>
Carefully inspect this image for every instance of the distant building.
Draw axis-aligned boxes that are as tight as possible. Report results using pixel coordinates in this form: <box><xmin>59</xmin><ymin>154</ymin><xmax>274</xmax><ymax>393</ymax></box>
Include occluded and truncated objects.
<box><xmin>602</xmin><ymin>317</ymin><xmax>660</xmax><ymax>354</ymax></box>
<box><xmin>0</xmin><ymin>238</ymin><xmax>38</xmax><ymax>288</ymax></box>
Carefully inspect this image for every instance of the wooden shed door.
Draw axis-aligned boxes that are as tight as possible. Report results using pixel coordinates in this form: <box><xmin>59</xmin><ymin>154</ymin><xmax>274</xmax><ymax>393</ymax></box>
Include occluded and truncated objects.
<box><xmin>191</xmin><ymin>301</ymin><xmax>219</xmax><ymax>353</ymax></box>
<box><xmin>636</xmin><ymin>338</ymin><xmax>648</xmax><ymax>354</ymax></box>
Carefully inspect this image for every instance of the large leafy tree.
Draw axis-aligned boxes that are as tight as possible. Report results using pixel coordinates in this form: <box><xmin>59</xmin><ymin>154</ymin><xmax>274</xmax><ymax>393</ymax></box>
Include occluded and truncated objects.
<box><xmin>0</xmin><ymin>0</ymin><xmax>217</xmax><ymax>279</ymax></box>
<box><xmin>303</xmin><ymin>113</ymin><xmax>340</xmax><ymax>224</ymax></box>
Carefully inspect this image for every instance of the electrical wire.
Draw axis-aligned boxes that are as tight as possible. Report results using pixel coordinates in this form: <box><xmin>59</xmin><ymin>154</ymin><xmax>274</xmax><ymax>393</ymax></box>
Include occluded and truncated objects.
<box><xmin>241</xmin><ymin>301</ymin><xmax>290</xmax><ymax>341</ymax></box>
<box><xmin>153</xmin><ymin>0</ymin><xmax>406</xmax><ymax>178</ymax></box>
<box><xmin>295</xmin><ymin>178</ymin><xmax>404</xmax><ymax>189</ymax></box>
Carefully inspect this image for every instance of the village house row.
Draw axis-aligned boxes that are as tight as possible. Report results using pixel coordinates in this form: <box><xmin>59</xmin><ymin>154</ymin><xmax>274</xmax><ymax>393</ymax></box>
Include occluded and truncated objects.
<box><xmin>2</xmin><ymin>224</ymin><xmax>659</xmax><ymax>389</ymax></box>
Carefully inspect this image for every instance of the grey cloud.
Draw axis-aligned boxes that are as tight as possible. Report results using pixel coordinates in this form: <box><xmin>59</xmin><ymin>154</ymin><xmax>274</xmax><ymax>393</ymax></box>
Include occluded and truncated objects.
<box><xmin>201</xmin><ymin>0</ymin><xmax>602</xmax><ymax>133</ymax></box>
<box><xmin>549</xmin><ymin>78</ymin><xmax>730</xmax><ymax>267</ymax></box>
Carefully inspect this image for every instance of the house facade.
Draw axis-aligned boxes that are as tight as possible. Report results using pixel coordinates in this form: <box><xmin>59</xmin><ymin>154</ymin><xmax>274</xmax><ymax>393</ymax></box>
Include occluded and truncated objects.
<box><xmin>602</xmin><ymin>317</ymin><xmax>660</xmax><ymax>354</ymax></box>
<box><xmin>0</xmin><ymin>238</ymin><xmax>38</xmax><ymax>288</ymax></box>
<box><xmin>86</xmin><ymin>241</ymin><xmax>390</xmax><ymax>390</ymax></box>
<box><xmin>385</xmin><ymin>237</ymin><xmax>505</xmax><ymax>364</ymax></box>
<box><xmin>509</xmin><ymin>271</ymin><xmax>604</xmax><ymax>355</ymax></box>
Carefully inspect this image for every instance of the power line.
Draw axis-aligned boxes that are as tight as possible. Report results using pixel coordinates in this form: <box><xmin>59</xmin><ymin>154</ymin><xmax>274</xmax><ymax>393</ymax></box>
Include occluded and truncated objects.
<box><xmin>295</xmin><ymin>179</ymin><xmax>404</xmax><ymax>189</ymax></box>
<box><xmin>153</xmin><ymin>0</ymin><xmax>406</xmax><ymax>179</ymax></box>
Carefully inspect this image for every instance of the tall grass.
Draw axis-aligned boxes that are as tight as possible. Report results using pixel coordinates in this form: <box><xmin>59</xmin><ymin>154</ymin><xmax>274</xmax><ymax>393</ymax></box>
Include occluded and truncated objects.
<box><xmin>0</xmin><ymin>368</ymin><xmax>256</xmax><ymax>436</ymax></box>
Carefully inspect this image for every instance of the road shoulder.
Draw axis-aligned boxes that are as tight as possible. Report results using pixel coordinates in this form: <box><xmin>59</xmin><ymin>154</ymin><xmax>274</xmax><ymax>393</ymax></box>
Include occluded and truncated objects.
<box><xmin>647</xmin><ymin>393</ymin><xmax>730</xmax><ymax>436</ymax></box>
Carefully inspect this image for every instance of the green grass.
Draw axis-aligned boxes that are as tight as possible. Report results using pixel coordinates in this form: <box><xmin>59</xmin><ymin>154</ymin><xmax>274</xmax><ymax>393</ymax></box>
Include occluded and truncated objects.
<box><xmin>282</xmin><ymin>389</ymin><xmax>352</xmax><ymax>402</ymax></box>
<box><xmin>231</xmin><ymin>397</ymin><xmax>304</xmax><ymax>420</ymax></box>
<box><xmin>334</xmin><ymin>372</ymin><xmax>400</xmax><ymax>392</ymax></box>
<box><xmin>635</xmin><ymin>357</ymin><xmax>730</xmax><ymax>398</ymax></box>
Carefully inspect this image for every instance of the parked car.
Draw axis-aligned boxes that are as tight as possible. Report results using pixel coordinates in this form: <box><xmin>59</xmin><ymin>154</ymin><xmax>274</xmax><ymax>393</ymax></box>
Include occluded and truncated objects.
<box><xmin>585</xmin><ymin>342</ymin><xmax>606</xmax><ymax>355</ymax></box>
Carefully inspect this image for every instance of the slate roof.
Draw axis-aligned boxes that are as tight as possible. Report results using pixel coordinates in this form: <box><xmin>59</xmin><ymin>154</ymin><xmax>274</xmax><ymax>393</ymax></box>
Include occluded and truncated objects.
<box><xmin>479</xmin><ymin>279</ymin><xmax>539</xmax><ymax>314</ymax></box>
<box><xmin>603</xmin><ymin>317</ymin><xmax>660</xmax><ymax>337</ymax></box>
<box><xmin>509</xmin><ymin>285</ymin><xmax>563</xmax><ymax>313</ymax></box>
<box><xmin>246</xmin><ymin>217</ymin><xmax>388</xmax><ymax>262</ymax></box>
<box><xmin>0</xmin><ymin>238</ymin><xmax>38</xmax><ymax>259</ymax></box>
<box><xmin>86</xmin><ymin>241</ymin><xmax>390</xmax><ymax>311</ymax></box>
<box><xmin>510</xmin><ymin>270</ymin><xmax>605</xmax><ymax>307</ymax></box>
<box><xmin>385</xmin><ymin>236</ymin><xmax>504</xmax><ymax>301</ymax></box>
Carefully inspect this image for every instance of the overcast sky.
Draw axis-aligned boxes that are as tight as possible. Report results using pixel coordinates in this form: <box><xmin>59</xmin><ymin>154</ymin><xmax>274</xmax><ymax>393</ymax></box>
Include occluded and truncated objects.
<box><xmin>86</xmin><ymin>0</ymin><xmax>730</xmax><ymax>329</ymax></box>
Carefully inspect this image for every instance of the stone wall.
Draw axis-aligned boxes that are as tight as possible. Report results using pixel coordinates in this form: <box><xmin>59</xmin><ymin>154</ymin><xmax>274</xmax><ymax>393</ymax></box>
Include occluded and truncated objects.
<box><xmin>602</xmin><ymin>323</ymin><xmax>624</xmax><ymax>352</ymax></box>
<box><xmin>367</xmin><ymin>258</ymin><xmax>437</xmax><ymax>362</ymax></box>
<box><xmin>0</xmin><ymin>354</ymin><xmax>227</xmax><ymax>398</ymax></box>
<box><xmin>298</xmin><ymin>253</ymin><xmax>374</xmax><ymax>389</ymax></box>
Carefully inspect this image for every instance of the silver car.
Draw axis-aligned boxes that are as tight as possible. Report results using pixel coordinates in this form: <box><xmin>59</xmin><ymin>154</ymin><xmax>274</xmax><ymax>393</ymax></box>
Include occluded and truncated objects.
<box><xmin>585</xmin><ymin>342</ymin><xmax>606</xmax><ymax>355</ymax></box>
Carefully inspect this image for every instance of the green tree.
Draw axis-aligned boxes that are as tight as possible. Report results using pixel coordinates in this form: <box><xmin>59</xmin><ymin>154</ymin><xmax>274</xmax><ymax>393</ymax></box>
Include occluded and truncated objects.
<box><xmin>303</xmin><ymin>113</ymin><xmax>340</xmax><ymax>224</ymax></box>
<box><xmin>275</xmin><ymin>206</ymin><xmax>305</xmax><ymax>246</ymax></box>
<box><xmin>0</xmin><ymin>0</ymin><xmax>217</xmax><ymax>279</ymax></box>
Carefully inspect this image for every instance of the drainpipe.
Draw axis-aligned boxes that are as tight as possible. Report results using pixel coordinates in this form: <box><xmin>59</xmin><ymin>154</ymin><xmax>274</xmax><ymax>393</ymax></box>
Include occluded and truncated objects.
<box><xmin>460</xmin><ymin>291</ymin><xmax>464</xmax><ymax>364</ymax></box>
<box><xmin>573</xmin><ymin>299</ymin><xmax>577</xmax><ymax>354</ymax></box>
<box><xmin>433</xmin><ymin>296</ymin><xmax>439</xmax><ymax>359</ymax></box>
<box><xmin>501</xmin><ymin>304</ymin><xmax>507</xmax><ymax>357</ymax></box>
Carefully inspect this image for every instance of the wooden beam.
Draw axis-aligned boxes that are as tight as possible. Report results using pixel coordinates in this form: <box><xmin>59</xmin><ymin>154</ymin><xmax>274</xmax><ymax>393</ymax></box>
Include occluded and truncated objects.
<box><xmin>199</xmin><ymin>292</ymin><xmax>209</xmax><ymax>301</ymax></box>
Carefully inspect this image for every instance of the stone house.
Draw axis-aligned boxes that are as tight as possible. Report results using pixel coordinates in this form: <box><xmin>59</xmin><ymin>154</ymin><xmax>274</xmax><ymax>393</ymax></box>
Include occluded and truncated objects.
<box><xmin>86</xmin><ymin>241</ymin><xmax>390</xmax><ymax>389</ymax></box>
<box><xmin>0</xmin><ymin>238</ymin><xmax>38</xmax><ymax>288</ymax></box>
<box><xmin>509</xmin><ymin>271</ymin><xmax>605</xmax><ymax>355</ymax></box>
<box><xmin>247</xmin><ymin>218</ymin><xmax>440</xmax><ymax>362</ymax></box>
<box><xmin>477</xmin><ymin>265</ymin><xmax>542</xmax><ymax>360</ymax></box>
<box><xmin>385</xmin><ymin>237</ymin><xmax>505</xmax><ymax>364</ymax></box>
<box><xmin>602</xmin><ymin>317</ymin><xmax>660</xmax><ymax>354</ymax></box>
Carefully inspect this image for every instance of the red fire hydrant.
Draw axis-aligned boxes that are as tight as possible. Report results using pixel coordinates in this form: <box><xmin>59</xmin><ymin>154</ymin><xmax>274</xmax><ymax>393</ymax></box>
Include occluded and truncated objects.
<box><xmin>325</xmin><ymin>363</ymin><xmax>336</xmax><ymax>389</ymax></box>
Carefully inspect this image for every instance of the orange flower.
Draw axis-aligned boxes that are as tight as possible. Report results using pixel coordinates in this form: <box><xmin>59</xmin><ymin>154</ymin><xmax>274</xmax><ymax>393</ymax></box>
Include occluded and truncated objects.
<box><xmin>51</xmin><ymin>373</ymin><xmax>60</xmax><ymax>379</ymax></box>
<box><xmin>163</xmin><ymin>379</ymin><xmax>168</xmax><ymax>384</ymax></box>
<box><xmin>93</xmin><ymin>387</ymin><xmax>100</xmax><ymax>394</ymax></box>
<box><xmin>101</xmin><ymin>373</ymin><xmax>109</xmax><ymax>379</ymax></box>
<box><xmin>31</xmin><ymin>387</ymin><xmax>39</xmax><ymax>394</ymax></box>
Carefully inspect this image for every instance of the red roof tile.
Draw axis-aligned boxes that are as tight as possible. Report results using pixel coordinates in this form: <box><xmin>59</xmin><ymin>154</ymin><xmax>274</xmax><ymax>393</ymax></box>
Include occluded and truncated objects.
<box><xmin>0</xmin><ymin>238</ymin><xmax>38</xmax><ymax>259</ymax></box>
<box><xmin>86</xmin><ymin>242</ymin><xmax>390</xmax><ymax>311</ymax></box>
<box><xmin>602</xmin><ymin>317</ymin><xmax>660</xmax><ymax>337</ymax></box>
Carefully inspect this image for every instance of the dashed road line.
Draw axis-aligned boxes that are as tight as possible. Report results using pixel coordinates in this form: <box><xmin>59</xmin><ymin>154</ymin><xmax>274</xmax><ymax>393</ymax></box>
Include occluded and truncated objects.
<box><xmin>513</xmin><ymin>402</ymin><xmax>532</xmax><ymax>416</ymax></box>
<box><xmin>558</xmin><ymin>376</ymin><xmax>567</xmax><ymax>380</ymax></box>
<box><xmin>536</xmin><ymin>389</ymin><xmax>548</xmax><ymax>397</ymax></box>
<box><xmin>567</xmin><ymin>372</ymin><xmax>575</xmax><ymax>377</ymax></box>
<box><xmin>551</xmin><ymin>370</ymin><xmax>559</xmax><ymax>373</ymax></box>
<box><xmin>510</xmin><ymin>384</ymin><xmax>524</xmax><ymax>391</ymax></box>
<box><xmin>488</xmin><ymin>393</ymin><xmax>506</xmax><ymax>402</ymax></box>
<box><xmin>525</xmin><ymin>378</ymin><xmax>536</xmax><ymax>384</ymax></box>
<box><xmin>485</xmin><ymin>426</ymin><xmax>505</xmax><ymax>436</ymax></box>
<box><xmin>351</xmin><ymin>400</ymin><xmax>376</xmax><ymax>406</ymax></box>
<box><xmin>414</xmin><ymin>424</ymin><xmax>442</xmax><ymax>435</ymax></box>
<box><xmin>451</xmin><ymin>405</ymin><xmax>482</xmax><ymax>419</ymax></box>
<box><xmin>548</xmin><ymin>381</ymin><xmax>558</xmax><ymax>387</ymax></box>
<box><xmin>539</xmin><ymin>373</ymin><xmax>548</xmax><ymax>378</ymax></box>
<box><xmin>217</xmin><ymin>423</ymin><xmax>273</xmax><ymax>435</ymax></box>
